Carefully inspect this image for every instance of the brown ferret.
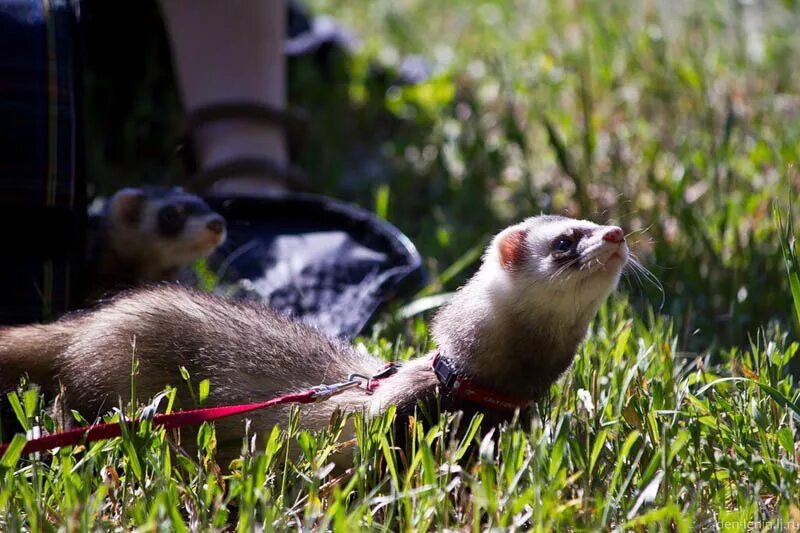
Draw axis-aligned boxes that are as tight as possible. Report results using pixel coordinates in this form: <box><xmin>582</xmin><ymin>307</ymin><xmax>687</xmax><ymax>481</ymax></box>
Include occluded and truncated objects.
<box><xmin>84</xmin><ymin>187</ymin><xmax>227</xmax><ymax>302</ymax></box>
<box><xmin>0</xmin><ymin>215</ymin><xmax>628</xmax><ymax>462</ymax></box>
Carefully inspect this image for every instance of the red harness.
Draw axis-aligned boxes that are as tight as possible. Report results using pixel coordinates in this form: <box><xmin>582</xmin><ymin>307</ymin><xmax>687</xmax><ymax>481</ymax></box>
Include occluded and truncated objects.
<box><xmin>362</xmin><ymin>356</ymin><xmax>533</xmax><ymax>412</ymax></box>
<box><xmin>431</xmin><ymin>351</ymin><xmax>533</xmax><ymax>412</ymax></box>
<box><xmin>0</xmin><ymin>352</ymin><xmax>531</xmax><ymax>457</ymax></box>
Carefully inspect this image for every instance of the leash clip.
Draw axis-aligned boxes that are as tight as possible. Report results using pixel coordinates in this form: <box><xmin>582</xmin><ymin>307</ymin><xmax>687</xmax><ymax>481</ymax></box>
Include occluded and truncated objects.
<box><xmin>310</xmin><ymin>379</ymin><xmax>361</xmax><ymax>401</ymax></box>
<box><xmin>348</xmin><ymin>361</ymin><xmax>401</xmax><ymax>394</ymax></box>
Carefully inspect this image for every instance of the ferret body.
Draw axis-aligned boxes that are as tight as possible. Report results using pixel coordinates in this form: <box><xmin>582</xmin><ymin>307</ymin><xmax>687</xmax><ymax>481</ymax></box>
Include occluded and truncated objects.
<box><xmin>84</xmin><ymin>187</ymin><xmax>226</xmax><ymax>302</ymax></box>
<box><xmin>1</xmin><ymin>215</ymin><xmax>628</xmax><ymax>461</ymax></box>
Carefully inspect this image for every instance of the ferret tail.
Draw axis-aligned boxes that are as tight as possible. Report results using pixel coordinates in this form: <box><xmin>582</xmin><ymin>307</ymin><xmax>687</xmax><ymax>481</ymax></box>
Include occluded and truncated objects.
<box><xmin>0</xmin><ymin>323</ymin><xmax>70</xmax><ymax>393</ymax></box>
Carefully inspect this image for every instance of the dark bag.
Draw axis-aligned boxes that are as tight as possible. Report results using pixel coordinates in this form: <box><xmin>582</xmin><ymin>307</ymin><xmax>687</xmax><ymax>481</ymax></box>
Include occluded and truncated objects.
<box><xmin>206</xmin><ymin>193</ymin><xmax>426</xmax><ymax>340</ymax></box>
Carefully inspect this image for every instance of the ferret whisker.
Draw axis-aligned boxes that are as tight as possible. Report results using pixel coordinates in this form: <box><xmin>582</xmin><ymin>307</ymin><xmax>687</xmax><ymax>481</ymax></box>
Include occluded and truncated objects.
<box><xmin>554</xmin><ymin>259</ymin><xmax>580</xmax><ymax>285</ymax></box>
<box><xmin>624</xmin><ymin>224</ymin><xmax>655</xmax><ymax>240</ymax></box>
<box><xmin>550</xmin><ymin>258</ymin><xmax>580</xmax><ymax>283</ymax></box>
<box><xmin>552</xmin><ymin>263</ymin><xmax>572</xmax><ymax>280</ymax></box>
<box><xmin>625</xmin><ymin>254</ymin><xmax>665</xmax><ymax>309</ymax></box>
<box><xmin>548</xmin><ymin>262</ymin><xmax>571</xmax><ymax>282</ymax></box>
<box><xmin>560</xmin><ymin>268</ymin><xmax>577</xmax><ymax>287</ymax></box>
<box><xmin>624</xmin><ymin>256</ymin><xmax>646</xmax><ymax>284</ymax></box>
<box><xmin>624</xmin><ymin>261</ymin><xmax>648</xmax><ymax>294</ymax></box>
<box><xmin>628</xmin><ymin>255</ymin><xmax>661</xmax><ymax>290</ymax></box>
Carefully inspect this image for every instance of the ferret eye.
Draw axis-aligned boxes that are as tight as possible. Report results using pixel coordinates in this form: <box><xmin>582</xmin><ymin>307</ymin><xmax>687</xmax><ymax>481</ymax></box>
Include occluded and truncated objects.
<box><xmin>157</xmin><ymin>205</ymin><xmax>187</xmax><ymax>237</ymax></box>
<box><xmin>161</xmin><ymin>206</ymin><xmax>179</xmax><ymax>223</ymax></box>
<box><xmin>553</xmin><ymin>237</ymin><xmax>574</xmax><ymax>253</ymax></box>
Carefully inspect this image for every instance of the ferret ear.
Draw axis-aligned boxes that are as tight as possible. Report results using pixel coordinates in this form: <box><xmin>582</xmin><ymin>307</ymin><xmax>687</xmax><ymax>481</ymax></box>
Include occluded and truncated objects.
<box><xmin>108</xmin><ymin>188</ymin><xmax>146</xmax><ymax>227</ymax></box>
<box><xmin>497</xmin><ymin>227</ymin><xmax>528</xmax><ymax>271</ymax></box>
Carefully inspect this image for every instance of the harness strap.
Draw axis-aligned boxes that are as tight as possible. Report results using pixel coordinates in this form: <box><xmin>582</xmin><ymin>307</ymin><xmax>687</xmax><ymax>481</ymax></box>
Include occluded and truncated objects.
<box><xmin>365</xmin><ymin>362</ymin><xmax>401</xmax><ymax>392</ymax></box>
<box><xmin>431</xmin><ymin>351</ymin><xmax>533</xmax><ymax>412</ymax></box>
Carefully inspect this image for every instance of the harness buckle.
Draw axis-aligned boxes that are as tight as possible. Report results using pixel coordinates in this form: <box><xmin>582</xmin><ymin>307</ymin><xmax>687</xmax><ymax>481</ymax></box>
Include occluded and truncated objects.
<box><xmin>432</xmin><ymin>353</ymin><xmax>459</xmax><ymax>388</ymax></box>
<box><xmin>348</xmin><ymin>362</ymin><xmax>402</xmax><ymax>393</ymax></box>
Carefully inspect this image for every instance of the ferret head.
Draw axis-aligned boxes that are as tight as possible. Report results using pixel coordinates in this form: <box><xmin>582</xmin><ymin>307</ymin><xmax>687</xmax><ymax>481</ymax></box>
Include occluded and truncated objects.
<box><xmin>432</xmin><ymin>215</ymin><xmax>629</xmax><ymax>394</ymax></box>
<box><xmin>106</xmin><ymin>187</ymin><xmax>227</xmax><ymax>274</ymax></box>
<box><xmin>484</xmin><ymin>215</ymin><xmax>628</xmax><ymax>319</ymax></box>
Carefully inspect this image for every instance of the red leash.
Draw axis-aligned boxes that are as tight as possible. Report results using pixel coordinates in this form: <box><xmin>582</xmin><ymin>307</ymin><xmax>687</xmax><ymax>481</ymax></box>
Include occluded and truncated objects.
<box><xmin>0</xmin><ymin>380</ymin><xmax>360</xmax><ymax>457</ymax></box>
<box><xmin>1</xmin><ymin>354</ymin><xmax>531</xmax><ymax>458</ymax></box>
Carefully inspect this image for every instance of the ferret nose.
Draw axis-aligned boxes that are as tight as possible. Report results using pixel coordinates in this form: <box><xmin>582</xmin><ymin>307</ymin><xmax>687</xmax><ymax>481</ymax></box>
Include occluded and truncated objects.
<box><xmin>206</xmin><ymin>217</ymin><xmax>225</xmax><ymax>234</ymax></box>
<box><xmin>602</xmin><ymin>227</ymin><xmax>625</xmax><ymax>243</ymax></box>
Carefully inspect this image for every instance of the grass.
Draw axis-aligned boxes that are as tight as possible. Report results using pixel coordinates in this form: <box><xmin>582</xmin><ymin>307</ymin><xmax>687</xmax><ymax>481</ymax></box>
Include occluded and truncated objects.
<box><xmin>2</xmin><ymin>300</ymin><xmax>799</xmax><ymax>530</ymax></box>
<box><xmin>4</xmin><ymin>0</ymin><xmax>800</xmax><ymax>529</ymax></box>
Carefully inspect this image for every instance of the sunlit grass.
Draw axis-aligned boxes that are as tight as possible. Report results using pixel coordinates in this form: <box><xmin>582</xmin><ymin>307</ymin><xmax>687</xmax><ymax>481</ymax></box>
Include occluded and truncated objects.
<box><xmin>2</xmin><ymin>298</ymin><xmax>799</xmax><ymax>529</ymax></box>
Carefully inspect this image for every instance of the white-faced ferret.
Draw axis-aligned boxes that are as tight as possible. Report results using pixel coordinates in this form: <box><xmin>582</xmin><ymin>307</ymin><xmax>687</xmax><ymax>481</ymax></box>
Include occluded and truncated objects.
<box><xmin>0</xmin><ymin>215</ymin><xmax>628</xmax><ymax>461</ymax></box>
<box><xmin>84</xmin><ymin>187</ymin><xmax>227</xmax><ymax>302</ymax></box>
